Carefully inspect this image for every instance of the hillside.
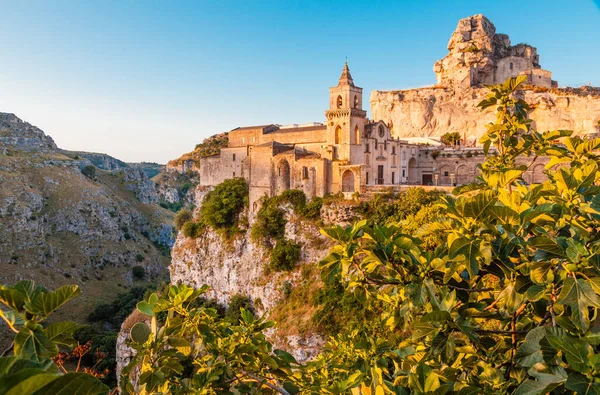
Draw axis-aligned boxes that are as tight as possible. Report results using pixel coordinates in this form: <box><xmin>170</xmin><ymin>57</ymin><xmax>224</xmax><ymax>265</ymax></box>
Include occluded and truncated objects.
<box><xmin>165</xmin><ymin>132</ymin><xmax>228</xmax><ymax>173</ymax></box>
<box><xmin>0</xmin><ymin>112</ymin><xmax>174</xmax><ymax>343</ymax></box>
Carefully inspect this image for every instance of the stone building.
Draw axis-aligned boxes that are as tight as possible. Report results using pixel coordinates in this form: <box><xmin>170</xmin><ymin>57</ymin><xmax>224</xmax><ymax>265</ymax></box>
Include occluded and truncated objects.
<box><xmin>198</xmin><ymin>63</ymin><xmax>421</xmax><ymax>209</ymax></box>
<box><xmin>434</xmin><ymin>14</ymin><xmax>557</xmax><ymax>89</ymax></box>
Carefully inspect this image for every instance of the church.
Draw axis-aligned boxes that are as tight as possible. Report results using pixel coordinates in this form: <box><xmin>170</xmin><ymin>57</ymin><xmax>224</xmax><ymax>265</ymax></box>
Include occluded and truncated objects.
<box><xmin>197</xmin><ymin>62</ymin><xmax>422</xmax><ymax>211</ymax></box>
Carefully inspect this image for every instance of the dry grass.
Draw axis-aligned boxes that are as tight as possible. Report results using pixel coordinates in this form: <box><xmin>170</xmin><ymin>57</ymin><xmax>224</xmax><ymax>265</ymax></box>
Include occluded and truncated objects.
<box><xmin>268</xmin><ymin>263</ymin><xmax>323</xmax><ymax>340</ymax></box>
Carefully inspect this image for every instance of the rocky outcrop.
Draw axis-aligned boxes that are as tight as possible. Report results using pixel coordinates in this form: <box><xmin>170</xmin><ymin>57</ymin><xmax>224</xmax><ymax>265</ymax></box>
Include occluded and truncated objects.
<box><xmin>371</xmin><ymin>14</ymin><xmax>600</xmax><ymax>142</ymax></box>
<box><xmin>433</xmin><ymin>14</ymin><xmax>554</xmax><ymax>89</ymax></box>
<box><xmin>371</xmin><ymin>86</ymin><xmax>600</xmax><ymax>142</ymax></box>
<box><xmin>0</xmin><ymin>112</ymin><xmax>174</xmax><ymax>349</ymax></box>
<box><xmin>168</xmin><ymin>206</ymin><xmax>334</xmax><ymax>362</ymax></box>
<box><xmin>0</xmin><ymin>113</ymin><xmax>57</xmax><ymax>151</ymax></box>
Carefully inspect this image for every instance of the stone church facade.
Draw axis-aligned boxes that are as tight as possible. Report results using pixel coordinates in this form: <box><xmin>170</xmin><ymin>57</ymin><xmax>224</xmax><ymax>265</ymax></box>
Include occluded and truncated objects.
<box><xmin>198</xmin><ymin>63</ymin><xmax>426</xmax><ymax>209</ymax></box>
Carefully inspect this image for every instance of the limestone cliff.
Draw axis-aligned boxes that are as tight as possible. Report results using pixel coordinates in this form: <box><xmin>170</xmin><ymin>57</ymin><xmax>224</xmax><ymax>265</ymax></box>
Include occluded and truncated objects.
<box><xmin>371</xmin><ymin>86</ymin><xmax>600</xmax><ymax>142</ymax></box>
<box><xmin>0</xmin><ymin>112</ymin><xmax>175</xmax><ymax>343</ymax></box>
<box><xmin>371</xmin><ymin>14</ymin><xmax>600</xmax><ymax>141</ymax></box>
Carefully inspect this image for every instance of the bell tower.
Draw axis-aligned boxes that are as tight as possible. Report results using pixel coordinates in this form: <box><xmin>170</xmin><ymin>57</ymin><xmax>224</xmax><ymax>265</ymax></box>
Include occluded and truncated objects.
<box><xmin>325</xmin><ymin>61</ymin><xmax>366</xmax><ymax>160</ymax></box>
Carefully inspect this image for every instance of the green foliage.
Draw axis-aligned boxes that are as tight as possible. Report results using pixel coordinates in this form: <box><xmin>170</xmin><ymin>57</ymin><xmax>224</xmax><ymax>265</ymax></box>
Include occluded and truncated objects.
<box><xmin>270</xmin><ymin>240</ymin><xmax>301</xmax><ymax>272</ymax></box>
<box><xmin>299</xmin><ymin>197</ymin><xmax>323</xmax><ymax>219</ymax></box>
<box><xmin>313</xmin><ymin>76</ymin><xmax>600</xmax><ymax>393</ymax></box>
<box><xmin>199</xmin><ymin>177</ymin><xmax>248</xmax><ymax>237</ymax></box>
<box><xmin>159</xmin><ymin>201</ymin><xmax>183</xmax><ymax>212</ymax></box>
<box><xmin>225</xmin><ymin>293</ymin><xmax>254</xmax><ymax>324</ymax></box>
<box><xmin>194</xmin><ymin>132</ymin><xmax>228</xmax><ymax>157</ymax></box>
<box><xmin>440</xmin><ymin>131</ymin><xmax>462</xmax><ymax>146</ymax></box>
<box><xmin>81</xmin><ymin>165</ymin><xmax>97</xmax><ymax>179</ymax></box>
<box><xmin>132</xmin><ymin>265</ymin><xmax>145</xmax><ymax>280</ymax></box>
<box><xmin>174</xmin><ymin>209</ymin><xmax>193</xmax><ymax>230</ymax></box>
<box><xmin>121</xmin><ymin>284</ymin><xmax>295</xmax><ymax>394</ymax></box>
<box><xmin>0</xmin><ymin>281</ymin><xmax>109</xmax><ymax>393</ymax></box>
<box><xmin>251</xmin><ymin>196</ymin><xmax>286</xmax><ymax>244</ymax></box>
<box><xmin>181</xmin><ymin>220</ymin><xmax>203</xmax><ymax>238</ymax></box>
<box><xmin>88</xmin><ymin>286</ymin><xmax>153</xmax><ymax>328</ymax></box>
<box><xmin>135</xmin><ymin>253</ymin><xmax>144</xmax><ymax>262</ymax></box>
<box><xmin>311</xmin><ymin>282</ymin><xmax>388</xmax><ymax>339</ymax></box>
<box><xmin>278</xmin><ymin>189</ymin><xmax>307</xmax><ymax>211</ymax></box>
<box><xmin>356</xmin><ymin>187</ymin><xmax>446</xmax><ymax>225</ymax></box>
<box><xmin>252</xmin><ymin>190</ymin><xmax>321</xmax><ymax>245</ymax></box>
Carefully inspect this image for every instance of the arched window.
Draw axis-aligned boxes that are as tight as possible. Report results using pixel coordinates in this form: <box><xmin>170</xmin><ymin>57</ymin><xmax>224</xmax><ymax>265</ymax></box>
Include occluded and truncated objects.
<box><xmin>354</xmin><ymin>125</ymin><xmax>360</xmax><ymax>144</ymax></box>
<box><xmin>378</xmin><ymin>125</ymin><xmax>385</xmax><ymax>138</ymax></box>
<box><xmin>510</xmin><ymin>62</ymin><xmax>514</xmax><ymax>70</ymax></box>
<box><xmin>353</xmin><ymin>95</ymin><xmax>358</xmax><ymax>109</ymax></box>
<box><xmin>335</xmin><ymin>125</ymin><xmax>342</xmax><ymax>144</ymax></box>
<box><xmin>337</xmin><ymin>95</ymin><xmax>343</xmax><ymax>109</ymax></box>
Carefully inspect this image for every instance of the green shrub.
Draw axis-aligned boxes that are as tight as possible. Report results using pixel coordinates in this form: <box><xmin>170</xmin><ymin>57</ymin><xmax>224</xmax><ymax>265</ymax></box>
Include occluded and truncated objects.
<box><xmin>356</xmin><ymin>187</ymin><xmax>446</xmax><ymax>225</ymax></box>
<box><xmin>132</xmin><ymin>265</ymin><xmax>145</xmax><ymax>280</ymax></box>
<box><xmin>299</xmin><ymin>197</ymin><xmax>323</xmax><ymax>219</ymax></box>
<box><xmin>200</xmin><ymin>178</ymin><xmax>248</xmax><ymax>232</ymax></box>
<box><xmin>182</xmin><ymin>221</ymin><xmax>203</xmax><ymax>238</ymax></box>
<box><xmin>82</xmin><ymin>165</ymin><xmax>97</xmax><ymax>179</ymax></box>
<box><xmin>251</xmin><ymin>197</ymin><xmax>286</xmax><ymax>243</ymax></box>
<box><xmin>225</xmin><ymin>293</ymin><xmax>254</xmax><ymax>324</ymax></box>
<box><xmin>175</xmin><ymin>209</ymin><xmax>193</xmax><ymax>230</ymax></box>
<box><xmin>278</xmin><ymin>189</ymin><xmax>306</xmax><ymax>210</ymax></box>
<box><xmin>160</xmin><ymin>201</ymin><xmax>184</xmax><ymax>212</ymax></box>
<box><xmin>135</xmin><ymin>253</ymin><xmax>144</xmax><ymax>262</ymax></box>
<box><xmin>270</xmin><ymin>240</ymin><xmax>301</xmax><ymax>271</ymax></box>
<box><xmin>88</xmin><ymin>285</ymin><xmax>153</xmax><ymax>326</ymax></box>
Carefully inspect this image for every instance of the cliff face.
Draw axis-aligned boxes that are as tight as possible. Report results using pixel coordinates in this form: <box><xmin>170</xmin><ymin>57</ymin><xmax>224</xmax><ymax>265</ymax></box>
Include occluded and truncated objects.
<box><xmin>0</xmin><ymin>112</ymin><xmax>174</xmax><ymax>341</ymax></box>
<box><xmin>371</xmin><ymin>88</ymin><xmax>600</xmax><ymax>139</ymax></box>
<box><xmin>167</xmin><ymin>204</ymin><xmax>362</xmax><ymax>362</ymax></box>
<box><xmin>371</xmin><ymin>14</ymin><xmax>600</xmax><ymax>141</ymax></box>
<box><xmin>371</xmin><ymin>87</ymin><xmax>600</xmax><ymax>141</ymax></box>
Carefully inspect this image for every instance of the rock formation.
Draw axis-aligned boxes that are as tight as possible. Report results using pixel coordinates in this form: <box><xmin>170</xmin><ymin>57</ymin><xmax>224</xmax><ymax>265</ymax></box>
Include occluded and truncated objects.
<box><xmin>371</xmin><ymin>14</ymin><xmax>600</xmax><ymax>142</ymax></box>
<box><xmin>0</xmin><ymin>112</ymin><xmax>175</xmax><ymax>347</ymax></box>
<box><xmin>433</xmin><ymin>14</ymin><xmax>554</xmax><ymax>89</ymax></box>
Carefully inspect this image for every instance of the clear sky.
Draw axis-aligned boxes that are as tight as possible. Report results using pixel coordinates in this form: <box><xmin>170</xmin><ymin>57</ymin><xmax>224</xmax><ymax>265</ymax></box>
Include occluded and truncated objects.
<box><xmin>1</xmin><ymin>0</ymin><xmax>599</xmax><ymax>163</ymax></box>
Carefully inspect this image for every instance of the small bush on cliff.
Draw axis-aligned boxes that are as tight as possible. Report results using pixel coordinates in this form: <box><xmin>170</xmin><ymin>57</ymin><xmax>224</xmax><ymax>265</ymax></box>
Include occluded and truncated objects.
<box><xmin>174</xmin><ymin>209</ymin><xmax>193</xmax><ymax>230</ymax></box>
<box><xmin>181</xmin><ymin>220</ymin><xmax>203</xmax><ymax>238</ymax></box>
<box><xmin>299</xmin><ymin>196</ymin><xmax>323</xmax><ymax>219</ymax></box>
<box><xmin>82</xmin><ymin>164</ymin><xmax>97</xmax><ymax>179</ymax></box>
<box><xmin>251</xmin><ymin>196</ymin><xmax>286</xmax><ymax>244</ymax></box>
<box><xmin>225</xmin><ymin>293</ymin><xmax>255</xmax><ymax>324</ymax></box>
<box><xmin>269</xmin><ymin>239</ymin><xmax>301</xmax><ymax>271</ymax></box>
<box><xmin>132</xmin><ymin>265</ymin><xmax>145</xmax><ymax>280</ymax></box>
<box><xmin>200</xmin><ymin>177</ymin><xmax>248</xmax><ymax>235</ymax></box>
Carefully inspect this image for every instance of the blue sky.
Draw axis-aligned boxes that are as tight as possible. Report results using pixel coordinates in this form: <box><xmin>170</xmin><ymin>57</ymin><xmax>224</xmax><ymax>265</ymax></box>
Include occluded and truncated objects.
<box><xmin>1</xmin><ymin>1</ymin><xmax>599</xmax><ymax>163</ymax></box>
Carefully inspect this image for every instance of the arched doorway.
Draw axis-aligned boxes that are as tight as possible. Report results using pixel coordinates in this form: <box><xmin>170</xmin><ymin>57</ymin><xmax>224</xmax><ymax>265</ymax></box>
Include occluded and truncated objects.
<box><xmin>342</xmin><ymin>170</ymin><xmax>355</xmax><ymax>192</ymax></box>
<box><xmin>408</xmin><ymin>158</ymin><xmax>418</xmax><ymax>184</ymax></box>
<box><xmin>276</xmin><ymin>159</ymin><xmax>291</xmax><ymax>194</ymax></box>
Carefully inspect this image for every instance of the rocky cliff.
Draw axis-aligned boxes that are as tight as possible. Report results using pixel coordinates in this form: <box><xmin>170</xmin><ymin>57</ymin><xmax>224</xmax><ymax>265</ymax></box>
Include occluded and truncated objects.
<box><xmin>371</xmin><ymin>86</ymin><xmax>600</xmax><ymax>142</ymax></box>
<box><xmin>0</xmin><ymin>112</ymin><xmax>175</xmax><ymax>341</ymax></box>
<box><xmin>371</xmin><ymin>14</ymin><xmax>600</xmax><ymax>142</ymax></box>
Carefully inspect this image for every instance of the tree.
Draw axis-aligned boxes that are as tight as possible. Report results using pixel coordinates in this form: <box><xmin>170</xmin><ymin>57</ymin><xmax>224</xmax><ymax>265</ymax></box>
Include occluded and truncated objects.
<box><xmin>0</xmin><ymin>281</ymin><xmax>109</xmax><ymax>393</ymax></box>
<box><xmin>317</xmin><ymin>75</ymin><xmax>600</xmax><ymax>393</ymax></box>
<box><xmin>440</xmin><ymin>131</ymin><xmax>461</xmax><ymax>146</ymax></box>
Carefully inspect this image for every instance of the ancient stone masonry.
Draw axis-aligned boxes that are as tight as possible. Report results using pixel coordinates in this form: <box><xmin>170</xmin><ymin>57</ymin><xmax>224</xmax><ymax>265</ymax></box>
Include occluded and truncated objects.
<box><xmin>194</xmin><ymin>62</ymin><xmax>421</xmax><ymax>212</ymax></box>
<box><xmin>168</xmin><ymin>14</ymin><xmax>599</xmax><ymax>197</ymax></box>
<box><xmin>434</xmin><ymin>14</ymin><xmax>556</xmax><ymax>89</ymax></box>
